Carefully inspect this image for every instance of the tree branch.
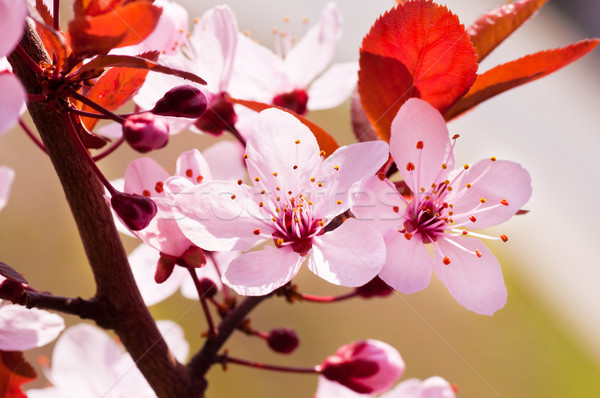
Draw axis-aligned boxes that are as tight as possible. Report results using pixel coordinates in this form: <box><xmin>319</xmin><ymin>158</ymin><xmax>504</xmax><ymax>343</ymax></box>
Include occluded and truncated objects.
<box><xmin>7</xmin><ymin>21</ymin><xmax>199</xmax><ymax>398</ymax></box>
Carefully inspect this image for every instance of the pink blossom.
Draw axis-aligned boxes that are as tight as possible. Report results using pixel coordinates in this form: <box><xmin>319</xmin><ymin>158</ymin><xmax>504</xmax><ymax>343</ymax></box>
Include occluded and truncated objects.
<box><xmin>174</xmin><ymin>108</ymin><xmax>388</xmax><ymax>295</ymax></box>
<box><xmin>0</xmin><ymin>165</ymin><xmax>14</xmax><ymax>212</ymax></box>
<box><xmin>27</xmin><ymin>321</ymin><xmax>188</xmax><ymax>398</ymax></box>
<box><xmin>318</xmin><ymin>339</ymin><xmax>405</xmax><ymax>395</ymax></box>
<box><xmin>228</xmin><ymin>2</ymin><xmax>357</xmax><ymax>114</ymax></box>
<box><xmin>316</xmin><ymin>375</ymin><xmax>456</xmax><ymax>398</ymax></box>
<box><xmin>351</xmin><ymin>98</ymin><xmax>532</xmax><ymax>315</ymax></box>
<box><xmin>0</xmin><ymin>297</ymin><xmax>64</xmax><ymax>351</ymax></box>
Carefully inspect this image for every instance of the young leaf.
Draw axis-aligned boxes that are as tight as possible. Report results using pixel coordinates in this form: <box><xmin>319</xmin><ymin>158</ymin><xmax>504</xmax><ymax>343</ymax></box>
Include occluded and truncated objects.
<box><xmin>469</xmin><ymin>0</ymin><xmax>548</xmax><ymax>62</ymax></box>
<box><xmin>0</xmin><ymin>351</ymin><xmax>36</xmax><ymax>398</ymax></box>
<box><xmin>70</xmin><ymin>54</ymin><xmax>207</xmax><ymax>85</ymax></box>
<box><xmin>445</xmin><ymin>39</ymin><xmax>600</xmax><ymax>120</ymax></box>
<box><xmin>68</xmin><ymin>0</ymin><xmax>162</xmax><ymax>58</ymax></box>
<box><xmin>358</xmin><ymin>0</ymin><xmax>477</xmax><ymax>141</ymax></box>
<box><xmin>231</xmin><ymin>98</ymin><xmax>339</xmax><ymax>157</ymax></box>
<box><xmin>0</xmin><ymin>262</ymin><xmax>28</xmax><ymax>285</ymax></box>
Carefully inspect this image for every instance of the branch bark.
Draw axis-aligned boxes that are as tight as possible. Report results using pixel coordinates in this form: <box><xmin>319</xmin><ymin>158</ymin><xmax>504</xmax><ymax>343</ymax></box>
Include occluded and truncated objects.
<box><xmin>8</xmin><ymin>21</ymin><xmax>198</xmax><ymax>398</ymax></box>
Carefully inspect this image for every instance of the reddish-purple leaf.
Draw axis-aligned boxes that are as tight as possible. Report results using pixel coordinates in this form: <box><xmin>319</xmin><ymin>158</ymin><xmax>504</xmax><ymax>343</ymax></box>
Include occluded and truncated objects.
<box><xmin>0</xmin><ymin>262</ymin><xmax>27</xmax><ymax>285</ymax></box>
<box><xmin>358</xmin><ymin>0</ymin><xmax>477</xmax><ymax>141</ymax></box>
<box><xmin>469</xmin><ymin>0</ymin><xmax>548</xmax><ymax>62</ymax></box>
<box><xmin>445</xmin><ymin>39</ymin><xmax>600</xmax><ymax>120</ymax></box>
<box><xmin>0</xmin><ymin>351</ymin><xmax>36</xmax><ymax>398</ymax></box>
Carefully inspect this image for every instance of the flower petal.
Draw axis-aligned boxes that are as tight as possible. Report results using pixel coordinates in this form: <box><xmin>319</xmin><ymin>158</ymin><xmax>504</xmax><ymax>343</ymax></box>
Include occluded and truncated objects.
<box><xmin>0</xmin><ymin>302</ymin><xmax>64</xmax><ymax>351</ymax></box>
<box><xmin>128</xmin><ymin>244</ymin><xmax>186</xmax><ymax>306</ymax></box>
<box><xmin>0</xmin><ymin>0</ymin><xmax>26</xmax><ymax>57</ymax></box>
<box><xmin>379</xmin><ymin>232</ymin><xmax>433</xmax><ymax>294</ymax></box>
<box><xmin>174</xmin><ymin>181</ymin><xmax>264</xmax><ymax>251</ymax></box>
<box><xmin>156</xmin><ymin>320</ymin><xmax>189</xmax><ymax>363</ymax></box>
<box><xmin>309</xmin><ymin>218</ymin><xmax>385</xmax><ymax>287</ymax></box>
<box><xmin>202</xmin><ymin>140</ymin><xmax>246</xmax><ymax>181</ymax></box>
<box><xmin>390</xmin><ymin>98</ymin><xmax>454</xmax><ymax>192</ymax></box>
<box><xmin>0</xmin><ymin>73</ymin><xmax>26</xmax><ymax>135</ymax></box>
<box><xmin>349</xmin><ymin>175</ymin><xmax>404</xmax><ymax>234</ymax></box>
<box><xmin>0</xmin><ymin>165</ymin><xmax>15</xmax><ymax>212</ymax></box>
<box><xmin>284</xmin><ymin>2</ymin><xmax>342</xmax><ymax>88</ymax></box>
<box><xmin>316</xmin><ymin>376</ymin><xmax>370</xmax><ymax>398</ymax></box>
<box><xmin>449</xmin><ymin>159</ymin><xmax>532</xmax><ymax>229</ymax></box>
<box><xmin>123</xmin><ymin>157</ymin><xmax>170</xmax><ymax>197</ymax></box>
<box><xmin>222</xmin><ymin>246</ymin><xmax>303</xmax><ymax>296</ymax></box>
<box><xmin>383</xmin><ymin>376</ymin><xmax>456</xmax><ymax>398</ymax></box>
<box><xmin>434</xmin><ymin>238</ymin><xmax>507</xmax><ymax>315</ymax></box>
<box><xmin>245</xmin><ymin>108</ymin><xmax>321</xmax><ymax>195</ymax></box>
<box><xmin>176</xmin><ymin>149</ymin><xmax>212</xmax><ymax>182</ymax></box>
<box><xmin>307</xmin><ymin>61</ymin><xmax>358</xmax><ymax>110</ymax></box>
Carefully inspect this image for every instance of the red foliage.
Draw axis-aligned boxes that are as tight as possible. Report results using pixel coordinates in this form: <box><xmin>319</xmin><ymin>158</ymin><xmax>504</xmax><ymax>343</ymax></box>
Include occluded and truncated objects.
<box><xmin>0</xmin><ymin>351</ymin><xmax>36</xmax><ymax>398</ymax></box>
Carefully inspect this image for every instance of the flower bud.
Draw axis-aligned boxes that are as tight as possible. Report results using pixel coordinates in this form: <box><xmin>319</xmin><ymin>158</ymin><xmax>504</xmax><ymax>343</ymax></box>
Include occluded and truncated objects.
<box><xmin>155</xmin><ymin>253</ymin><xmax>176</xmax><ymax>284</ymax></box>
<box><xmin>194</xmin><ymin>92</ymin><xmax>237</xmax><ymax>135</ymax></box>
<box><xmin>355</xmin><ymin>276</ymin><xmax>393</xmax><ymax>298</ymax></box>
<box><xmin>267</xmin><ymin>328</ymin><xmax>299</xmax><ymax>354</ymax></box>
<box><xmin>319</xmin><ymin>340</ymin><xmax>404</xmax><ymax>394</ymax></box>
<box><xmin>151</xmin><ymin>85</ymin><xmax>208</xmax><ymax>118</ymax></box>
<box><xmin>195</xmin><ymin>277</ymin><xmax>218</xmax><ymax>299</ymax></box>
<box><xmin>0</xmin><ymin>279</ymin><xmax>25</xmax><ymax>301</ymax></box>
<box><xmin>122</xmin><ymin>112</ymin><xmax>169</xmax><ymax>153</ymax></box>
<box><xmin>175</xmin><ymin>246</ymin><xmax>206</xmax><ymax>268</ymax></box>
<box><xmin>111</xmin><ymin>191</ymin><xmax>157</xmax><ymax>231</ymax></box>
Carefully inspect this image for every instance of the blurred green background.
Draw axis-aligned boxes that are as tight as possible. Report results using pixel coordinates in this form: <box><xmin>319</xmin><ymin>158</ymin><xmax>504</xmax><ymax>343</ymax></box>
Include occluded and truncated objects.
<box><xmin>1</xmin><ymin>0</ymin><xmax>599</xmax><ymax>397</ymax></box>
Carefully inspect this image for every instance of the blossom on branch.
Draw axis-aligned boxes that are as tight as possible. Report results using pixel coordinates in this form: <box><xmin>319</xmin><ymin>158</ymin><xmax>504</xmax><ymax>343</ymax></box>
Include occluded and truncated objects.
<box><xmin>351</xmin><ymin>98</ymin><xmax>532</xmax><ymax>315</ymax></box>
<box><xmin>174</xmin><ymin>108</ymin><xmax>388</xmax><ymax>295</ymax></box>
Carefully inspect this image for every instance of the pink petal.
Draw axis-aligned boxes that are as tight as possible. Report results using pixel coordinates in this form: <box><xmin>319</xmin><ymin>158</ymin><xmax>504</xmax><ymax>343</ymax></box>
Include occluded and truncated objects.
<box><xmin>173</xmin><ymin>181</ymin><xmax>264</xmax><ymax>251</ymax></box>
<box><xmin>189</xmin><ymin>5</ymin><xmax>239</xmax><ymax>92</ymax></box>
<box><xmin>222</xmin><ymin>246</ymin><xmax>303</xmax><ymax>295</ymax></box>
<box><xmin>319</xmin><ymin>141</ymin><xmax>389</xmax><ymax>218</ymax></box>
<box><xmin>0</xmin><ymin>302</ymin><xmax>64</xmax><ymax>350</ymax></box>
<box><xmin>176</xmin><ymin>149</ymin><xmax>213</xmax><ymax>182</ymax></box>
<box><xmin>0</xmin><ymin>0</ymin><xmax>26</xmax><ymax>57</ymax></box>
<box><xmin>284</xmin><ymin>2</ymin><xmax>342</xmax><ymax>88</ymax></box>
<box><xmin>229</xmin><ymin>33</ymin><xmax>287</xmax><ymax>101</ymax></box>
<box><xmin>307</xmin><ymin>61</ymin><xmax>358</xmax><ymax>110</ymax></box>
<box><xmin>309</xmin><ymin>218</ymin><xmax>385</xmax><ymax>287</ymax></box>
<box><xmin>0</xmin><ymin>73</ymin><xmax>26</xmax><ymax>135</ymax></box>
<box><xmin>379</xmin><ymin>232</ymin><xmax>433</xmax><ymax>294</ymax></box>
<box><xmin>245</xmin><ymin>109</ymin><xmax>321</xmax><ymax>194</ymax></box>
<box><xmin>349</xmin><ymin>175</ymin><xmax>404</xmax><ymax>234</ymax></box>
<box><xmin>390</xmin><ymin>98</ymin><xmax>454</xmax><ymax>193</ymax></box>
<box><xmin>128</xmin><ymin>244</ymin><xmax>186</xmax><ymax>306</ymax></box>
<box><xmin>156</xmin><ymin>320</ymin><xmax>189</xmax><ymax>363</ymax></box>
<box><xmin>316</xmin><ymin>377</ymin><xmax>370</xmax><ymax>398</ymax></box>
<box><xmin>384</xmin><ymin>376</ymin><xmax>456</xmax><ymax>398</ymax></box>
<box><xmin>449</xmin><ymin>159</ymin><xmax>532</xmax><ymax>229</ymax></box>
<box><xmin>434</xmin><ymin>238</ymin><xmax>507</xmax><ymax>315</ymax></box>
<box><xmin>202</xmin><ymin>140</ymin><xmax>246</xmax><ymax>181</ymax></box>
<box><xmin>123</xmin><ymin>158</ymin><xmax>170</xmax><ymax>197</ymax></box>
<box><xmin>0</xmin><ymin>165</ymin><xmax>15</xmax><ymax>212</ymax></box>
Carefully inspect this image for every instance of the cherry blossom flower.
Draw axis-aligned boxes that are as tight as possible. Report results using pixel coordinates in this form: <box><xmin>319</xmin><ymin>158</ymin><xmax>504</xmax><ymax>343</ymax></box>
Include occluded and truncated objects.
<box><xmin>174</xmin><ymin>108</ymin><xmax>388</xmax><ymax>295</ymax></box>
<box><xmin>316</xmin><ymin>375</ymin><xmax>456</xmax><ymax>398</ymax></box>
<box><xmin>27</xmin><ymin>321</ymin><xmax>188</xmax><ymax>398</ymax></box>
<box><xmin>0</xmin><ymin>296</ymin><xmax>64</xmax><ymax>351</ymax></box>
<box><xmin>351</xmin><ymin>98</ymin><xmax>532</xmax><ymax>315</ymax></box>
<box><xmin>228</xmin><ymin>2</ymin><xmax>357</xmax><ymax>115</ymax></box>
<box><xmin>318</xmin><ymin>339</ymin><xmax>405</xmax><ymax>395</ymax></box>
<box><xmin>0</xmin><ymin>0</ymin><xmax>27</xmax><ymax>135</ymax></box>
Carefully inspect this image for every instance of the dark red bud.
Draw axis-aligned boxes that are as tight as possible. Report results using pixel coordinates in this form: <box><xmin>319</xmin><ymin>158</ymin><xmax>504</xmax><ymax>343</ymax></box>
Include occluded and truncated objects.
<box><xmin>266</xmin><ymin>328</ymin><xmax>299</xmax><ymax>354</ymax></box>
<box><xmin>195</xmin><ymin>277</ymin><xmax>218</xmax><ymax>299</ymax></box>
<box><xmin>175</xmin><ymin>246</ymin><xmax>206</xmax><ymax>268</ymax></box>
<box><xmin>320</xmin><ymin>358</ymin><xmax>379</xmax><ymax>394</ymax></box>
<box><xmin>355</xmin><ymin>276</ymin><xmax>393</xmax><ymax>298</ymax></box>
<box><xmin>111</xmin><ymin>192</ymin><xmax>157</xmax><ymax>231</ymax></box>
<box><xmin>156</xmin><ymin>253</ymin><xmax>176</xmax><ymax>283</ymax></box>
<box><xmin>123</xmin><ymin>112</ymin><xmax>169</xmax><ymax>153</ymax></box>
<box><xmin>0</xmin><ymin>279</ymin><xmax>25</xmax><ymax>301</ymax></box>
<box><xmin>194</xmin><ymin>92</ymin><xmax>237</xmax><ymax>135</ymax></box>
<box><xmin>151</xmin><ymin>85</ymin><xmax>208</xmax><ymax>118</ymax></box>
<box><xmin>272</xmin><ymin>89</ymin><xmax>308</xmax><ymax>115</ymax></box>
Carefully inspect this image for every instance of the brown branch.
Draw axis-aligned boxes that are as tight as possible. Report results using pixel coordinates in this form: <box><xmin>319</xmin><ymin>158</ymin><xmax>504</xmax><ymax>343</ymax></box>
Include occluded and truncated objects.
<box><xmin>7</xmin><ymin>21</ymin><xmax>200</xmax><ymax>398</ymax></box>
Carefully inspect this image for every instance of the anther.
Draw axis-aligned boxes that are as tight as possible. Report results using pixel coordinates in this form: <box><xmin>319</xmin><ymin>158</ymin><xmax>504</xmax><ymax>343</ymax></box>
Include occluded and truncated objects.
<box><xmin>378</xmin><ymin>172</ymin><xmax>386</xmax><ymax>181</ymax></box>
<box><xmin>404</xmin><ymin>232</ymin><xmax>413</xmax><ymax>240</ymax></box>
<box><xmin>142</xmin><ymin>190</ymin><xmax>151</xmax><ymax>197</ymax></box>
<box><xmin>393</xmin><ymin>206</ymin><xmax>399</xmax><ymax>213</ymax></box>
<box><xmin>442</xmin><ymin>164</ymin><xmax>447</xmax><ymax>169</ymax></box>
<box><xmin>318</xmin><ymin>221</ymin><xmax>324</xmax><ymax>227</ymax></box>
<box><xmin>253</xmin><ymin>229</ymin><xmax>261</xmax><ymax>235</ymax></box>
<box><xmin>500</xmin><ymin>234</ymin><xmax>508</xmax><ymax>242</ymax></box>
<box><xmin>466</xmin><ymin>183</ymin><xmax>471</xmax><ymax>188</ymax></box>
<box><xmin>320</xmin><ymin>150</ymin><xmax>326</xmax><ymax>157</ymax></box>
<box><xmin>231</xmin><ymin>195</ymin><xmax>236</xmax><ymax>200</ymax></box>
<box><xmin>443</xmin><ymin>256</ymin><xmax>451</xmax><ymax>265</ymax></box>
<box><xmin>480</xmin><ymin>198</ymin><xmax>486</xmax><ymax>203</ymax></box>
<box><xmin>276</xmin><ymin>238</ymin><xmax>284</xmax><ymax>246</ymax></box>
<box><xmin>406</xmin><ymin>162</ymin><xmax>415</xmax><ymax>171</ymax></box>
<box><xmin>476</xmin><ymin>249</ymin><xmax>482</xmax><ymax>258</ymax></box>
<box><xmin>260</xmin><ymin>189</ymin><xmax>266</xmax><ymax>194</ymax></box>
<box><xmin>310</xmin><ymin>177</ymin><xmax>316</xmax><ymax>182</ymax></box>
<box><xmin>462</xmin><ymin>230</ymin><xmax>468</xmax><ymax>235</ymax></box>
<box><xmin>318</xmin><ymin>183</ymin><xmax>323</xmax><ymax>187</ymax></box>
<box><xmin>501</xmin><ymin>199</ymin><xmax>509</xmax><ymax>206</ymax></box>
<box><xmin>237</xmin><ymin>180</ymin><xmax>243</xmax><ymax>185</ymax></box>
<box><xmin>469</xmin><ymin>216</ymin><xmax>477</xmax><ymax>222</ymax></box>
<box><xmin>185</xmin><ymin>169</ymin><xmax>193</xmax><ymax>177</ymax></box>
<box><xmin>295</xmin><ymin>139</ymin><xmax>300</xmax><ymax>144</ymax></box>
<box><xmin>334</xmin><ymin>166</ymin><xmax>339</xmax><ymax>171</ymax></box>
<box><xmin>196</xmin><ymin>176</ymin><xmax>204</xmax><ymax>183</ymax></box>
<box><xmin>452</xmin><ymin>134</ymin><xmax>460</xmax><ymax>140</ymax></box>
<box><xmin>155</xmin><ymin>182</ymin><xmax>164</xmax><ymax>193</ymax></box>
<box><xmin>244</xmin><ymin>154</ymin><xmax>248</xmax><ymax>159</ymax></box>
<box><xmin>273</xmin><ymin>172</ymin><xmax>278</xmax><ymax>177</ymax></box>
<box><xmin>259</xmin><ymin>202</ymin><xmax>264</xmax><ymax>207</ymax></box>
<box><xmin>463</xmin><ymin>164</ymin><xmax>469</xmax><ymax>170</ymax></box>
<box><xmin>490</xmin><ymin>157</ymin><xmax>497</xmax><ymax>161</ymax></box>
<box><xmin>336</xmin><ymin>200</ymin><xmax>342</xmax><ymax>205</ymax></box>
<box><xmin>416</xmin><ymin>141</ymin><xmax>424</xmax><ymax>149</ymax></box>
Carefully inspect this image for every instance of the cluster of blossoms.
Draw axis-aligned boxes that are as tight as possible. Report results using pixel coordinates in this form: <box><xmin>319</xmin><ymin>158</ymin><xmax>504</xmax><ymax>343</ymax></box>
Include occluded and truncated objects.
<box><xmin>0</xmin><ymin>0</ymin><xmax>596</xmax><ymax>396</ymax></box>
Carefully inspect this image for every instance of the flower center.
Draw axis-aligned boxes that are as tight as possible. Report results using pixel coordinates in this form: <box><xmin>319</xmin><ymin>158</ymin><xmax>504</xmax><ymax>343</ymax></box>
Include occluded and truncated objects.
<box><xmin>271</xmin><ymin>196</ymin><xmax>324</xmax><ymax>256</ymax></box>
<box><xmin>272</xmin><ymin>89</ymin><xmax>309</xmax><ymax>115</ymax></box>
<box><xmin>403</xmin><ymin>198</ymin><xmax>448</xmax><ymax>244</ymax></box>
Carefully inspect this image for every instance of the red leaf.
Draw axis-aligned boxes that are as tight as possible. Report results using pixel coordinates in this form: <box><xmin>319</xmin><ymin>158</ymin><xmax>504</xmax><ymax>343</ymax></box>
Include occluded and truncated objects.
<box><xmin>0</xmin><ymin>262</ymin><xmax>28</xmax><ymax>285</ymax></box>
<box><xmin>68</xmin><ymin>0</ymin><xmax>162</xmax><ymax>58</ymax></box>
<box><xmin>0</xmin><ymin>351</ymin><xmax>37</xmax><ymax>398</ymax></box>
<box><xmin>358</xmin><ymin>0</ymin><xmax>477</xmax><ymax>141</ymax></box>
<box><xmin>468</xmin><ymin>0</ymin><xmax>548</xmax><ymax>62</ymax></box>
<box><xmin>230</xmin><ymin>98</ymin><xmax>339</xmax><ymax>157</ymax></box>
<box><xmin>70</xmin><ymin>54</ymin><xmax>206</xmax><ymax>85</ymax></box>
<box><xmin>445</xmin><ymin>39</ymin><xmax>600</xmax><ymax>120</ymax></box>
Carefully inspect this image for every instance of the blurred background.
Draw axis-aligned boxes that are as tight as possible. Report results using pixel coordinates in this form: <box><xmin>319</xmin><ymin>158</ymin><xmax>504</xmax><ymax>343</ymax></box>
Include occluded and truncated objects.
<box><xmin>1</xmin><ymin>0</ymin><xmax>599</xmax><ymax>397</ymax></box>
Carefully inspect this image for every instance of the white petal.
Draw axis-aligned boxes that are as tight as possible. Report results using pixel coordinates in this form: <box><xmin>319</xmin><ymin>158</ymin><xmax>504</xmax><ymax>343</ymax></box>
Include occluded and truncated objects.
<box><xmin>157</xmin><ymin>320</ymin><xmax>189</xmax><ymax>363</ymax></box>
<box><xmin>0</xmin><ymin>73</ymin><xmax>26</xmax><ymax>135</ymax></box>
<box><xmin>0</xmin><ymin>302</ymin><xmax>64</xmax><ymax>351</ymax></box>
<box><xmin>307</xmin><ymin>62</ymin><xmax>358</xmax><ymax>110</ymax></box>
<box><xmin>0</xmin><ymin>0</ymin><xmax>26</xmax><ymax>57</ymax></box>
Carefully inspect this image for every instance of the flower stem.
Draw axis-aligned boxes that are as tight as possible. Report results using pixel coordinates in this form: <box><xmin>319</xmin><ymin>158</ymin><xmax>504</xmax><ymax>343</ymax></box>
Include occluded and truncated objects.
<box><xmin>14</xmin><ymin>44</ymin><xmax>43</xmax><ymax>74</ymax></box>
<box><xmin>217</xmin><ymin>355</ymin><xmax>318</xmax><ymax>374</ymax></box>
<box><xmin>70</xmin><ymin>92</ymin><xmax>126</xmax><ymax>124</ymax></box>
<box><xmin>186</xmin><ymin>267</ymin><xmax>218</xmax><ymax>338</ymax></box>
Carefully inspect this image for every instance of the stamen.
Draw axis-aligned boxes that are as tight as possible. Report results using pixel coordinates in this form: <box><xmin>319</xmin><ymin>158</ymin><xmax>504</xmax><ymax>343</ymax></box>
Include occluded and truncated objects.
<box><xmin>186</xmin><ymin>169</ymin><xmax>193</xmax><ymax>177</ymax></box>
<box><xmin>253</xmin><ymin>229</ymin><xmax>261</xmax><ymax>235</ymax></box>
<box><xmin>500</xmin><ymin>234</ymin><xmax>508</xmax><ymax>242</ymax></box>
<box><xmin>501</xmin><ymin>199</ymin><xmax>509</xmax><ymax>206</ymax></box>
<box><xmin>416</xmin><ymin>141</ymin><xmax>424</xmax><ymax>149</ymax></box>
<box><xmin>443</xmin><ymin>257</ymin><xmax>451</xmax><ymax>265</ymax></box>
<box><xmin>475</xmin><ymin>249</ymin><xmax>482</xmax><ymax>258</ymax></box>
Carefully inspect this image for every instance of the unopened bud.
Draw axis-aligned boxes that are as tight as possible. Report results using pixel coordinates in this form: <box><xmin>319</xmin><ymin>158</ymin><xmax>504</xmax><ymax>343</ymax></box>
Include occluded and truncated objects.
<box><xmin>355</xmin><ymin>276</ymin><xmax>393</xmax><ymax>298</ymax></box>
<box><xmin>156</xmin><ymin>253</ymin><xmax>176</xmax><ymax>283</ymax></box>
<box><xmin>194</xmin><ymin>92</ymin><xmax>237</xmax><ymax>135</ymax></box>
<box><xmin>195</xmin><ymin>277</ymin><xmax>218</xmax><ymax>299</ymax></box>
<box><xmin>175</xmin><ymin>246</ymin><xmax>206</xmax><ymax>268</ymax></box>
<box><xmin>151</xmin><ymin>85</ymin><xmax>208</xmax><ymax>118</ymax></box>
<box><xmin>0</xmin><ymin>279</ymin><xmax>25</xmax><ymax>301</ymax></box>
<box><xmin>319</xmin><ymin>340</ymin><xmax>404</xmax><ymax>394</ymax></box>
<box><xmin>111</xmin><ymin>192</ymin><xmax>157</xmax><ymax>231</ymax></box>
<box><xmin>123</xmin><ymin>112</ymin><xmax>169</xmax><ymax>153</ymax></box>
<box><xmin>267</xmin><ymin>328</ymin><xmax>299</xmax><ymax>354</ymax></box>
